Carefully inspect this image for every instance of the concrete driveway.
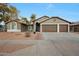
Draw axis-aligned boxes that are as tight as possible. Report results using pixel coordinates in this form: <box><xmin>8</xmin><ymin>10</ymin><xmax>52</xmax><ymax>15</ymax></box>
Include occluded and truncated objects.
<box><xmin>0</xmin><ymin>32</ymin><xmax>79</xmax><ymax>56</ymax></box>
<box><xmin>43</xmin><ymin>32</ymin><xmax>79</xmax><ymax>40</ymax></box>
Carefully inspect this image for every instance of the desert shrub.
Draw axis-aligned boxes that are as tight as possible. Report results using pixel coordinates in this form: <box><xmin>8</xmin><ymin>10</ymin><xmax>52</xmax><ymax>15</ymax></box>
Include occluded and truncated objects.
<box><xmin>25</xmin><ymin>31</ymin><xmax>31</xmax><ymax>37</ymax></box>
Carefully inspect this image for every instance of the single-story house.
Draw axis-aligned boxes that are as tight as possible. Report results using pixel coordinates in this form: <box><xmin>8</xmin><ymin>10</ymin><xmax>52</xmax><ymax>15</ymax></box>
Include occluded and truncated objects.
<box><xmin>31</xmin><ymin>16</ymin><xmax>71</xmax><ymax>32</ymax></box>
<box><xmin>6</xmin><ymin>20</ymin><xmax>29</xmax><ymax>32</ymax></box>
<box><xmin>1</xmin><ymin>16</ymin><xmax>79</xmax><ymax>32</ymax></box>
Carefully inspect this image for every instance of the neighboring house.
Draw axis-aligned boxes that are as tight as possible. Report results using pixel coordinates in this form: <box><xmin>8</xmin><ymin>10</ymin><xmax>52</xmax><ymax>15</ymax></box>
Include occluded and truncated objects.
<box><xmin>70</xmin><ymin>22</ymin><xmax>79</xmax><ymax>32</ymax></box>
<box><xmin>6</xmin><ymin>20</ymin><xmax>28</xmax><ymax>32</ymax></box>
<box><xmin>32</xmin><ymin>16</ymin><xmax>71</xmax><ymax>32</ymax></box>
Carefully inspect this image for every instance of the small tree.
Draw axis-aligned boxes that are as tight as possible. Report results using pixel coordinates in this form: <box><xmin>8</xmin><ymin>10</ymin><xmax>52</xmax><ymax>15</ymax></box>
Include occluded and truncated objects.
<box><xmin>21</xmin><ymin>17</ymin><xmax>28</xmax><ymax>23</ymax></box>
<box><xmin>0</xmin><ymin>3</ymin><xmax>19</xmax><ymax>31</ymax></box>
<box><xmin>9</xmin><ymin>5</ymin><xmax>18</xmax><ymax>20</ymax></box>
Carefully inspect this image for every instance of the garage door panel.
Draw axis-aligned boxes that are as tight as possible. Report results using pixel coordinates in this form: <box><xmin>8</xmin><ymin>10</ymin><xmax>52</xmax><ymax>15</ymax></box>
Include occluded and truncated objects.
<box><xmin>42</xmin><ymin>24</ymin><xmax>57</xmax><ymax>32</ymax></box>
<box><xmin>59</xmin><ymin>24</ymin><xmax>68</xmax><ymax>32</ymax></box>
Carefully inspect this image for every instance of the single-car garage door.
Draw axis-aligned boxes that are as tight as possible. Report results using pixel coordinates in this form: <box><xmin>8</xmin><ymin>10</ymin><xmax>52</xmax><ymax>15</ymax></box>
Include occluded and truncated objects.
<box><xmin>42</xmin><ymin>24</ymin><xmax>57</xmax><ymax>32</ymax></box>
<box><xmin>59</xmin><ymin>24</ymin><xmax>68</xmax><ymax>32</ymax></box>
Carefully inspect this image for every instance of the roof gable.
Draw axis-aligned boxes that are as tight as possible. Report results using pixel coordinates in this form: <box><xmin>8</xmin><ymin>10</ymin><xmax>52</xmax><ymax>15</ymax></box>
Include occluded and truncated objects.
<box><xmin>41</xmin><ymin>17</ymin><xmax>71</xmax><ymax>24</ymax></box>
<box><xmin>35</xmin><ymin>16</ymin><xmax>49</xmax><ymax>23</ymax></box>
<box><xmin>6</xmin><ymin>20</ymin><xmax>27</xmax><ymax>25</ymax></box>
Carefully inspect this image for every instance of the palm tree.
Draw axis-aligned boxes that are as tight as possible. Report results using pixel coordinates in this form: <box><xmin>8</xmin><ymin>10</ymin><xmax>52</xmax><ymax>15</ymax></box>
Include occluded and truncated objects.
<box><xmin>30</xmin><ymin>14</ymin><xmax>36</xmax><ymax>32</ymax></box>
<box><xmin>30</xmin><ymin>14</ymin><xmax>36</xmax><ymax>22</ymax></box>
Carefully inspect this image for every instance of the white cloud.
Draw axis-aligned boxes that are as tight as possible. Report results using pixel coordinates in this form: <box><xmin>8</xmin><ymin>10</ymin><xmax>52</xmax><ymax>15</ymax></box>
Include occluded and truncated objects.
<box><xmin>46</xmin><ymin>3</ymin><xmax>55</xmax><ymax>10</ymax></box>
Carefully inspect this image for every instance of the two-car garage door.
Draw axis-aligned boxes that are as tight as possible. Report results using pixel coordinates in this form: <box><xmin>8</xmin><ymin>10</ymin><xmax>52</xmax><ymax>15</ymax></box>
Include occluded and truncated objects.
<box><xmin>42</xmin><ymin>24</ymin><xmax>68</xmax><ymax>32</ymax></box>
<box><xmin>42</xmin><ymin>24</ymin><xmax>57</xmax><ymax>32</ymax></box>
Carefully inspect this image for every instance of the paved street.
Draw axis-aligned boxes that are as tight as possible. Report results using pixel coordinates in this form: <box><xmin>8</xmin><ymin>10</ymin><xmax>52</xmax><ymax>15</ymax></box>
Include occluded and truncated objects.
<box><xmin>0</xmin><ymin>32</ymin><xmax>79</xmax><ymax>56</ymax></box>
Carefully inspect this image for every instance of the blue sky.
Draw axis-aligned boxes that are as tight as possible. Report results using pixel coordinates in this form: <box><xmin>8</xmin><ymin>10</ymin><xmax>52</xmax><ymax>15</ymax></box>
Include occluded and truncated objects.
<box><xmin>10</xmin><ymin>3</ymin><xmax>79</xmax><ymax>22</ymax></box>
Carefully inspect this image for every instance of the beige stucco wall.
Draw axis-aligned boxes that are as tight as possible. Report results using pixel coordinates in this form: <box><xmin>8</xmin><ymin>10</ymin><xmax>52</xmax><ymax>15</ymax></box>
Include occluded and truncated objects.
<box><xmin>40</xmin><ymin>18</ymin><xmax>70</xmax><ymax>32</ymax></box>
<box><xmin>36</xmin><ymin>17</ymin><xmax>49</xmax><ymax>23</ymax></box>
<box><xmin>41</xmin><ymin>18</ymin><xmax>69</xmax><ymax>24</ymax></box>
<box><xmin>7</xmin><ymin>21</ymin><xmax>21</xmax><ymax>32</ymax></box>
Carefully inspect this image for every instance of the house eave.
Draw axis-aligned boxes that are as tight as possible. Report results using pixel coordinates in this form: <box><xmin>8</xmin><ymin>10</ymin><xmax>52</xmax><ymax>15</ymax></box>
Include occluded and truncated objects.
<box><xmin>40</xmin><ymin>16</ymin><xmax>71</xmax><ymax>24</ymax></box>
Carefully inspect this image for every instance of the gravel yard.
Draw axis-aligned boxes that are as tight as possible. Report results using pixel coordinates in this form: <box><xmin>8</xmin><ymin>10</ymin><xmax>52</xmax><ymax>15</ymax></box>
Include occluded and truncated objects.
<box><xmin>0</xmin><ymin>32</ymin><xmax>43</xmax><ymax>40</ymax></box>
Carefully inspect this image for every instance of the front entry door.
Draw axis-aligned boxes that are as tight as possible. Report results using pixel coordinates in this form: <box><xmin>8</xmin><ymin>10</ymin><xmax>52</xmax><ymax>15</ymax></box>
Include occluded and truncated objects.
<box><xmin>36</xmin><ymin>22</ymin><xmax>40</xmax><ymax>32</ymax></box>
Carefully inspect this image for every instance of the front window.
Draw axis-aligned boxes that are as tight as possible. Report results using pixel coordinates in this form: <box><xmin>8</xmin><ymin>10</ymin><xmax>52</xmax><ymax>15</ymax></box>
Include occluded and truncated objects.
<box><xmin>12</xmin><ymin>22</ymin><xmax>17</xmax><ymax>29</ymax></box>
